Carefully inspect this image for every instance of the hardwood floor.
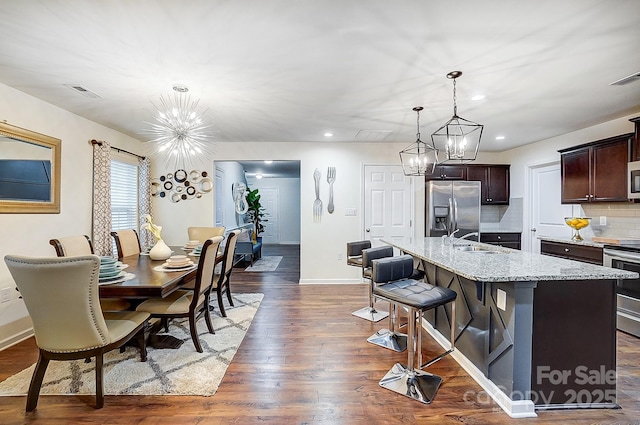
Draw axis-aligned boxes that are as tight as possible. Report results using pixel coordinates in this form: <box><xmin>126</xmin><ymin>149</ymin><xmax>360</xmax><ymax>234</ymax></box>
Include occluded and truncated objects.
<box><xmin>1</xmin><ymin>244</ymin><xmax>639</xmax><ymax>424</ymax></box>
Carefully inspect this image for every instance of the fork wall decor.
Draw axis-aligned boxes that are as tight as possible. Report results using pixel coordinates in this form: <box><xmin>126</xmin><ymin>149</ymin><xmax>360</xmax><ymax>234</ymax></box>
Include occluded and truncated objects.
<box><xmin>151</xmin><ymin>169</ymin><xmax>213</xmax><ymax>203</ymax></box>
<box><xmin>312</xmin><ymin>166</ymin><xmax>337</xmax><ymax>222</ymax></box>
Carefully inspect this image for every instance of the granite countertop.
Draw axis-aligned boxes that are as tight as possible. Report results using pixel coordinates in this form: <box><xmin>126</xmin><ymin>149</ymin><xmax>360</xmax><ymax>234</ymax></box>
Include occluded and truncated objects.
<box><xmin>382</xmin><ymin>237</ymin><xmax>637</xmax><ymax>283</ymax></box>
<box><xmin>537</xmin><ymin>235</ymin><xmax>604</xmax><ymax>248</ymax></box>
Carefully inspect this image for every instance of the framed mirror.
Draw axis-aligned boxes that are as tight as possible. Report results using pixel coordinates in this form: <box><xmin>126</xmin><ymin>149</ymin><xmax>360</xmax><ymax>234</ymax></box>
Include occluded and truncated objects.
<box><xmin>0</xmin><ymin>122</ymin><xmax>61</xmax><ymax>213</ymax></box>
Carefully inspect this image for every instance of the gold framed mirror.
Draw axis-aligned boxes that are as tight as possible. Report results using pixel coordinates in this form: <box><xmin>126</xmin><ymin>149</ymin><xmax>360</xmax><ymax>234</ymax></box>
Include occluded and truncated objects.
<box><xmin>0</xmin><ymin>122</ymin><xmax>61</xmax><ymax>213</ymax></box>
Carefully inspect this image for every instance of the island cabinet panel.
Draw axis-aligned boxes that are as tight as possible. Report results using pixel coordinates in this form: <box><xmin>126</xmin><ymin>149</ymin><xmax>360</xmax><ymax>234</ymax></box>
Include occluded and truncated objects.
<box><xmin>467</xmin><ymin>165</ymin><xmax>510</xmax><ymax>205</ymax></box>
<box><xmin>480</xmin><ymin>232</ymin><xmax>521</xmax><ymax>250</ymax></box>
<box><xmin>424</xmin><ymin>165</ymin><xmax>467</xmax><ymax>181</ymax></box>
<box><xmin>559</xmin><ymin>134</ymin><xmax>632</xmax><ymax>203</ymax></box>
<box><xmin>540</xmin><ymin>240</ymin><xmax>603</xmax><ymax>265</ymax></box>
<box><xmin>531</xmin><ymin>279</ymin><xmax>617</xmax><ymax>406</ymax></box>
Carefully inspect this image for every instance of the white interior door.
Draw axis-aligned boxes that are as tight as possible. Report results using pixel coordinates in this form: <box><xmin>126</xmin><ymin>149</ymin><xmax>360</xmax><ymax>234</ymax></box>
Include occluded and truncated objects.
<box><xmin>258</xmin><ymin>187</ymin><xmax>279</xmax><ymax>244</ymax></box>
<box><xmin>363</xmin><ymin>165</ymin><xmax>413</xmax><ymax>249</ymax></box>
<box><xmin>528</xmin><ymin>162</ymin><xmax>572</xmax><ymax>253</ymax></box>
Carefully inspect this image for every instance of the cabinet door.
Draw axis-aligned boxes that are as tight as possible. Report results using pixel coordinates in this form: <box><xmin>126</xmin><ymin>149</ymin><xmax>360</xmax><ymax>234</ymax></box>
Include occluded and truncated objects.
<box><xmin>631</xmin><ymin>117</ymin><xmax>640</xmax><ymax>161</ymax></box>
<box><xmin>487</xmin><ymin>166</ymin><xmax>510</xmax><ymax>204</ymax></box>
<box><xmin>425</xmin><ymin>165</ymin><xmax>467</xmax><ymax>181</ymax></box>
<box><xmin>561</xmin><ymin>148</ymin><xmax>591</xmax><ymax>203</ymax></box>
<box><xmin>592</xmin><ymin>137</ymin><xmax>630</xmax><ymax>202</ymax></box>
<box><xmin>466</xmin><ymin>166</ymin><xmax>489</xmax><ymax>202</ymax></box>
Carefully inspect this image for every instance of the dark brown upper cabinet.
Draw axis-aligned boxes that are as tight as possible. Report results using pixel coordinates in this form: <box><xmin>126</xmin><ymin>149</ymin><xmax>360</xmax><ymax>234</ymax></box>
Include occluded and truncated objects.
<box><xmin>631</xmin><ymin>116</ymin><xmax>640</xmax><ymax>161</ymax></box>
<box><xmin>559</xmin><ymin>133</ymin><xmax>632</xmax><ymax>203</ymax></box>
<box><xmin>466</xmin><ymin>165</ymin><xmax>510</xmax><ymax>205</ymax></box>
<box><xmin>424</xmin><ymin>165</ymin><xmax>467</xmax><ymax>181</ymax></box>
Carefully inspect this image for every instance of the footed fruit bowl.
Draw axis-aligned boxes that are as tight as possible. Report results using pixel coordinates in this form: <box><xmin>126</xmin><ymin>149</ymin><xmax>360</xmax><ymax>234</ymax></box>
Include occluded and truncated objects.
<box><xmin>564</xmin><ymin>217</ymin><xmax>591</xmax><ymax>241</ymax></box>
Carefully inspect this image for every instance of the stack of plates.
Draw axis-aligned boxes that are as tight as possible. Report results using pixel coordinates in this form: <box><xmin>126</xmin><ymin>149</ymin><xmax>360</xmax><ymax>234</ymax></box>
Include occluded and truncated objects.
<box><xmin>184</xmin><ymin>240</ymin><xmax>200</xmax><ymax>250</ymax></box>
<box><xmin>163</xmin><ymin>255</ymin><xmax>194</xmax><ymax>270</ymax></box>
<box><xmin>99</xmin><ymin>257</ymin><xmax>125</xmax><ymax>283</ymax></box>
<box><xmin>189</xmin><ymin>245</ymin><xmax>203</xmax><ymax>257</ymax></box>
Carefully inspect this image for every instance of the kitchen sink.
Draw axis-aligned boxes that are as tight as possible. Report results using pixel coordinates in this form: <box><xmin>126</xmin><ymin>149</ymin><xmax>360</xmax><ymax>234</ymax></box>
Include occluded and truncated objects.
<box><xmin>453</xmin><ymin>245</ymin><xmax>504</xmax><ymax>254</ymax></box>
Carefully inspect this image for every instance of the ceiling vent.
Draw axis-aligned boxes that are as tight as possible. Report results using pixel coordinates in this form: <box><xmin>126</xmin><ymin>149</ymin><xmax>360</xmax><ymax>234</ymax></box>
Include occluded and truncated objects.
<box><xmin>609</xmin><ymin>72</ymin><xmax>640</xmax><ymax>86</ymax></box>
<box><xmin>355</xmin><ymin>130</ymin><xmax>392</xmax><ymax>141</ymax></box>
<box><xmin>63</xmin><ymin>84</ymin><xmax>102</xmax><ymax>98</ymax></box>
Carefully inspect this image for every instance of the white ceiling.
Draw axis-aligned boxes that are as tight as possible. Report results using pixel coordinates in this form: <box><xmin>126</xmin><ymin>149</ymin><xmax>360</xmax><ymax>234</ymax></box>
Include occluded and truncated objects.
<box><xmin>0</xmin><ymin>0</ymin><xmax>639</xmax><ymax>153</ymax></box>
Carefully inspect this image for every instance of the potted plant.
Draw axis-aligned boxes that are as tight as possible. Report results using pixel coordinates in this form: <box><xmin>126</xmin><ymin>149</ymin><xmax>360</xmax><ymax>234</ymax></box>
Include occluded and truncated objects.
<box><xmin>245</xmin><ymin>188</ymin><xmax>267</xmax><ymax>242</ymax></box>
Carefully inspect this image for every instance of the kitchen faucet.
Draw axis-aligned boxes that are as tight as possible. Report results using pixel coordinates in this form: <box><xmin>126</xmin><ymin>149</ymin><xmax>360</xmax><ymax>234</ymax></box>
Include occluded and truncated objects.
<box><xmin>451</xmin><ymin>231</ymin><xmax>479</xmax><ymax>246</ymax></box>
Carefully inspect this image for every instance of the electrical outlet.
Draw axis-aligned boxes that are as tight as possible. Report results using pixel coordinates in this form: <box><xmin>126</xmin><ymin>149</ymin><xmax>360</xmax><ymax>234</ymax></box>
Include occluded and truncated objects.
<box><xmin>0</xmin><ymin>287</ymin><xmax>11</xmax><ymax>303</ymax></box>
<box><xmin>600</xmin><ymin>216</ymin><xmax>607</xmax><ymax>226</ymax></box>
<box><xmin>344</xmin><ymin>208</ymin><xmax>357</xmax><ymax>216</ymax></box>
<box><xmin>337</xmin><ymin>252</ymin><xmax>343</xmax><ymax>261</ymax></box>
<box><xmin>496</xmin><ymin>289</ymin><xmax>506</xmax><ymax>311</ymax></box>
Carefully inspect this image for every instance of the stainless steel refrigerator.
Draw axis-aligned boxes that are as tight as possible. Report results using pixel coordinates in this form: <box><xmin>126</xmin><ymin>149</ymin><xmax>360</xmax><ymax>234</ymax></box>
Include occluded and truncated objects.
<box><xmin>425</xmin><ymin>180</ymin><xmax>481</xmax><ymax>239</ymax></box>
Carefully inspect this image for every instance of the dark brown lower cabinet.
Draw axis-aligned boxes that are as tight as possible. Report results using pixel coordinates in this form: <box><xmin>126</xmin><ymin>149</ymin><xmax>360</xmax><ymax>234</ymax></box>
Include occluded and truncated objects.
<box><xmin>540</xmin><ymin>240</ymin><xmax>603</xmax><ymax>265</ymax></box>
<box><xmin>480</xmin><ymin>232</ymin><xmax>521</xmax><ymax>250</ymax></box>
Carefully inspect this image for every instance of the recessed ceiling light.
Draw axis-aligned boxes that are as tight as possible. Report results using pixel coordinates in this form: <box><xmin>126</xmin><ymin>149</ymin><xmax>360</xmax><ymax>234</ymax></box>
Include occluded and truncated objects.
<box><xmin>324</xmin><ymin>132</ymin><xmax>333</xmax><ymax>137</ymax></box>
<box><xmin>264</xmin><ymin>160</ymin><xmax>273</xmax><ymax>164</ymax></box>
<box><xmin>255</xmin><ymin>174</ymin><xmax>263</xmax><ymax>179</ymax></box>
<box><xmin>471</xmin><ymin>94</ymin><xmax>485</xmax><ymax>101</ymax></box>
<box><xmin>496</xmin><ymin>136</ymin><xmax>505</xmax><ymax>140</ymax></box>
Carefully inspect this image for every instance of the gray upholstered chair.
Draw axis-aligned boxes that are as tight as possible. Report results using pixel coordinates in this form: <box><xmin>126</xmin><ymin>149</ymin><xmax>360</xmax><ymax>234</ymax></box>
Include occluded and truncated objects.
<box><xmin>211</xmin><ymin>230</ymin><xmax>240</xmax><ymax>317</ymax></box>
<box><xmin>135</xmin><ymin>236</ymin><xmax>223</xmax><ymax>353</ymax></box>
<box><xmin>49</xmin><ymin>235</ymin><xmax>94</xmax><ymax>257</ymax></box>
<box><xmin>187</xmin><ymin>226</ymin><xmax>226</xmax><ymax>243</ymax></box>
<box><xmin>346</xmin><ymin>240</ymin><xmax>371</xmax><ymax>268</ymax></box>
<box><xmin>371</xmin><ymin>255</ymin><xmax>457</xmax><ymax>404</ymax></box>
<box><xmin>4</xmin><ymin>255</ymin><xmax>150</xmax><ymax>411</ymax></box>
<box><xmin>49</xmin><ymin>234</ymin><xmax>130</xmax><ymax>312</ymax></box>
<box><xmin>350</xmin><ymin>245</ymin><xmax>393</xmax><ymax>322</ymax></box>
<box><xmin>110</xmin><ymin>229</ymin><xmax>141</xmax><ymax>259</ymax></box>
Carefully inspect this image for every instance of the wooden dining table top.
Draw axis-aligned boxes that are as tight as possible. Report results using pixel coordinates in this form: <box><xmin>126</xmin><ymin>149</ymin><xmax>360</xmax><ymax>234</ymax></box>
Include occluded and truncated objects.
<box><xmin>98</xmin><ymin>246</ymin><xmax>221</xmax><ymax>299</ymax></box>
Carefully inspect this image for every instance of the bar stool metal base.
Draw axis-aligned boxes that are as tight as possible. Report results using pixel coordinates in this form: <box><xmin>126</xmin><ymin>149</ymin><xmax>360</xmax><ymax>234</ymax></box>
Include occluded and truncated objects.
<box><xmin>379</xmin><ymin>363</ymin><xmax>442</xmax><ymax>404</ymax></box>
<box><xmin>351</xmin><ymin>306</ymin><xmax>389</xmax><ymax>322</ymax></box>
<box><xmin>367</xmin><ymin>329</ymin><xmax>407</xmax><ymax>352</ymax></box>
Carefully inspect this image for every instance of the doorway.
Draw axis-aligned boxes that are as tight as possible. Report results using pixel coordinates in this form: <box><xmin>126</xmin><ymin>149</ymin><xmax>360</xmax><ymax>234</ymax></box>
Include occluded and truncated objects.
<box><xmin>526</xmin><ymin>161</ymin><xmax>572</xmax><ymax>253</ymax></box>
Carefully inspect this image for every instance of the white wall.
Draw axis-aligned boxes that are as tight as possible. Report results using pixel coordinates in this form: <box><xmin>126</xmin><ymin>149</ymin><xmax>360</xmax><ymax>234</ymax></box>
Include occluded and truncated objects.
<box><xmin>246</xmin><ymin>176</ymin><xmax>301</xmax><ymax>244</ymax></box>
<box><xmin>214</xmin><ymin>161</ymin><xmax>248</xmax><ymax>231</ymax></box>
<box><xmin>0</xmin><ymin>83</ymin><xmax>145</xmax><ymax>347</ymax></box>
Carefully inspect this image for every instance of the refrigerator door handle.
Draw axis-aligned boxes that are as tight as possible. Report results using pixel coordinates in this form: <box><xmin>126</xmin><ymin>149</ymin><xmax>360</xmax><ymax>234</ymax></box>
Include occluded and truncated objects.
<box><xmin>453</xmin><ymin>198</ymin><xmax>459</xmax><ymax>232</ymax></box>
<box><xmin>448</xmin><ymin>197</ymin><xmax>454</xmax><ymax>236</ymax></box>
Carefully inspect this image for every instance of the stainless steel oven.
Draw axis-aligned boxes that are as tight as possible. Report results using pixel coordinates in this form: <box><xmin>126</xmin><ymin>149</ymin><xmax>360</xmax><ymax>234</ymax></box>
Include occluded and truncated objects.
<box><xmin>604</xmin><ymin>245</ymin><xmax>640</xmax><ymax>337</ymax></box>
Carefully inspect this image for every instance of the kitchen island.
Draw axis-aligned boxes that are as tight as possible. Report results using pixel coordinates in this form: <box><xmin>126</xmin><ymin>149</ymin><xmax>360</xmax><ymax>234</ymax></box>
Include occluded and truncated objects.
<box><xmin>382</xmin><ymin>237</ymin><xmax>638</xmax><ymax>418</ymax></box>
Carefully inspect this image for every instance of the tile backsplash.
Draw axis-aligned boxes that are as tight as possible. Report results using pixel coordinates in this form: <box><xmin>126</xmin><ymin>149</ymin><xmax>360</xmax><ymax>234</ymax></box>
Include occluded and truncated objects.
<box><xmin>579</xmin><ymin>203</ymin><xmax>640</xmax><ymax>239</ymax></box>
<box><xmin>480</xmin><ymin>197</ymin><xmax>523</xmax><ymax>232</ymax></box>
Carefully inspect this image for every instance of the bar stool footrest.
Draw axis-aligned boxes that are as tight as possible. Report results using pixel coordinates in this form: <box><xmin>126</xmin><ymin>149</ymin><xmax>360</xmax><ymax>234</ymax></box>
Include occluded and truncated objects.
<box><xmin>379</xmin><ymin>363</ymin><xmax>442</xmax><ymax>404</ymax></box>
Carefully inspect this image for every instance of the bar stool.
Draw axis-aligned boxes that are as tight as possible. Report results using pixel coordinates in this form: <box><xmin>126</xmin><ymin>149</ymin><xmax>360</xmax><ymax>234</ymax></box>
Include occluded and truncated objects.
<box><xmin>346</xmin><ymin>240</ymin><xmax>370</xmax><ymax>268</ymax></box>
<box><xmin>350</xmin><ymin>245</ymin><xmax>393</xmax><ymax>322</ymax></box>
<box><xmin>371</xmin><ymin>255</ymin><xmax>457</xmax><ymax>404</ymax></box>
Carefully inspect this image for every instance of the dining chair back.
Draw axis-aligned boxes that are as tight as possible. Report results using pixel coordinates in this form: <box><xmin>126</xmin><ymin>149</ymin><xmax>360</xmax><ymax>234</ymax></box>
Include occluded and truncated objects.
<box><xmin>4</xmin><ymin>255</ymin><xmax>150</xmax><ymax>411</ymax></box>
<box><xmin>49</xmin><ymin>235</ymin><xmax>94</xmax><ymax>257</ymax></box>
<box><xmin>110</xmin><ymin>229</ymin><xmax>141</xmax><ymax>259</ymax></box>
<box><xmin>212</xmin><ymin>229</ymin><xmax>241</xmax><ymax>317</ymax></box>
<box><xmin>135</xmin><ymin>235</ymin><xmax>224</xmax><ymax>352</ymax></box>
<box><xmin>187</xmin><ymin>226</ymin><xmax>226</xmax><ymax>243</ymax></box>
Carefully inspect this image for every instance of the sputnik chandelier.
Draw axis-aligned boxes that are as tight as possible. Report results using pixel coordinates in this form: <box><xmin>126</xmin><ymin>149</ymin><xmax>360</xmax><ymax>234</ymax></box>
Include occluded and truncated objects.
<box><xmin>430</xmin><ymin>71</ymin><xmax>483</xmax><ymax>164</ymax></box>
<box><xmin>399</xmin><ymin>106</ymin><xmax>438</xmax><ymax>176</ymax></box>
<box><xmin>143</xmin><ymin>84</ymin><xmax>214</xmax><ymax>170</ymax></box>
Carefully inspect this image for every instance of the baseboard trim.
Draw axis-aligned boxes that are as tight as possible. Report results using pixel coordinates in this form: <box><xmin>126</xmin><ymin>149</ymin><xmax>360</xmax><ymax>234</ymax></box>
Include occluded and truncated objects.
<box><xmin>421</xmin><ymin>319</ymin><xmax>537</xmax><ymax>418</ymax></box>
<box><xmin>0</xmin><ymin>328</ymin><xmax>33</xmax><ymax>352</ymax></box>
<box><xmin>299</xmin><ymin>279</ymin><xmax>365</xmax><ymax>285</ymax></box>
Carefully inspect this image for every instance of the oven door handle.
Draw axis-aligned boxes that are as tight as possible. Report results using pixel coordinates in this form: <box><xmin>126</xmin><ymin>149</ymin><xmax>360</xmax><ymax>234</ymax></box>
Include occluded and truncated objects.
<box><xmin>604</xmin><ymin>250</ymin><xmax>640</xmax><ymax>262</ymax></box>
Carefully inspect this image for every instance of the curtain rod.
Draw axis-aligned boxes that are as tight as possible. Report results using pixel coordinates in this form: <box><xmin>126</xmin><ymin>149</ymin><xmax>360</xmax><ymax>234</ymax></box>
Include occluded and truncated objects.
<box><xmin>90</xmin><ymin>139</ymin><xmax>146</xmax><ymax>160</ymax></box>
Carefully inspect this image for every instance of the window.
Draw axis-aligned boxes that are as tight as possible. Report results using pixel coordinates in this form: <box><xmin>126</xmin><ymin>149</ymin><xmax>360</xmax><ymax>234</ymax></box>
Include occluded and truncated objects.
<box><xmin>111</xmin><ymin>155</ymin><xmax>139</xmax><ymax>235</ymax></box>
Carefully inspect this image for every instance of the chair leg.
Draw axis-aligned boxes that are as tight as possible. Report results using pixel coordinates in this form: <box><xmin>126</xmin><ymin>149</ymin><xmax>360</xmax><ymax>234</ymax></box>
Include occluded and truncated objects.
<box><xmin>95</xmin><ymin>354</ymin><xmax>104</xmax><ymax>409</ymax></box>
<box><xmin>189</xmin><ymin>314</ymin><xmax>203</xmax><ymax>353</ymax></box>
<box><xmin>26</xmin><ymin>351</ymin><xmax>50</xmax><ymax>412</ymax></box>
<box><xmin>136</xmin><ymin>328</ymin><xmax>148</xmax><ymax>362</ymax></box>
<box><xmin>204</xmin><ymin>302</ymin><xmax>216</xmax><ymax>334</ymax></box>
<box><xmin>217</xmin><ymin>290</ymin><xmax>227</xmax><ymax>317</ymax></box>
<box><xmin>226</xmin><ymin>282</ymin><xmax>234</xmax><ymax>307</ymax></box>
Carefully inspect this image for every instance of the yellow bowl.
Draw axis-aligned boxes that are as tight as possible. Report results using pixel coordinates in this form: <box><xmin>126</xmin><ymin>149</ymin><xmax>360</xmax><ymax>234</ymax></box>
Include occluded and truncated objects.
<box><xmin>564</xmin><ymin>217</ymin><xmax>591</xmax><ymax>230</ymax></box>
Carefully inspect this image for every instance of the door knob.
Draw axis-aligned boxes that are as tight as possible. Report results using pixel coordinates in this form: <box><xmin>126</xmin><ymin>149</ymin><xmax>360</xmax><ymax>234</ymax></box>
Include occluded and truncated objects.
<box><xmin>366</xmin><ymin>228</ymin><xmax>371</xmax><ymax>232</ymax></box>
<box><xmin>531</xmin><ymin>228</ymin><xmax>537</xmax><ymax>232</ymax></box>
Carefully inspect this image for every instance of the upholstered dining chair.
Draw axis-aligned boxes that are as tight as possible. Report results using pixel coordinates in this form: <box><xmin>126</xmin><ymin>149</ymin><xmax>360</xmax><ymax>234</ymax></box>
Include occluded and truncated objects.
<box><xmin>135</xmin><ymin>236</ymin><xmax>223</xmax><ymax>353</ymax></box>
<box><xmin>187</xmin><ymin>226</ymin><xmax>226</xmax><ymax>243</ymax></box>
<box><xmin>110</xmin><ymin>229</ymin><xmax>141</xmax><ymax>259</ymax></box>
<box><xmin>49</xmin><ymin>234</ymin><xmax>130</xmax><ymax>312</ymax></box>
<box><xmin>49</xmin><ymin>235</ymin><xmax>94</xmax><ymax>257</ymax></box>
<box><xmin>211</xmin><ymin>229</ymin><xmax>240</xmax><ymax>317</ymax></box>
<box><xmin>4</xmin><ymin>255</ymin><xmax>150</xmax><ymax>411</ymax></box>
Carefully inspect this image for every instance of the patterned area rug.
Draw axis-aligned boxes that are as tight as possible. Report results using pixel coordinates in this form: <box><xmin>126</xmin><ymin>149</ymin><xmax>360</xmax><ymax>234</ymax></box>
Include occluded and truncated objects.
<box><xmin>244</xmin><ymin>256</ymin><xmax>282</xmax><ymax>272</ymax></box>
<box><xmin>0</xmin><ymin>293</ymin><xmax>263</xmax><ymax>397</ymax></box>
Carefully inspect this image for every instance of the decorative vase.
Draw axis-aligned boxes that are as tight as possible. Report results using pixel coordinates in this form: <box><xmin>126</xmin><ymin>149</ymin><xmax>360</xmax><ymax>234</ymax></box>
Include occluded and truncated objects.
<box><xmin>149</xmin><ymin>239</ymin><xmax>171</xmax><ymax>260</ymax></box>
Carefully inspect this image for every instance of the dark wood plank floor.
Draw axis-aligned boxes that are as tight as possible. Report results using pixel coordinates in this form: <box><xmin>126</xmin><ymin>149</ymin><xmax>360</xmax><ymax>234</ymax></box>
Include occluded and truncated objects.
<box><xmin>1</xmin><ymin>244</ymin><xmax>639</xmax><ymax>424</ymax></box>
